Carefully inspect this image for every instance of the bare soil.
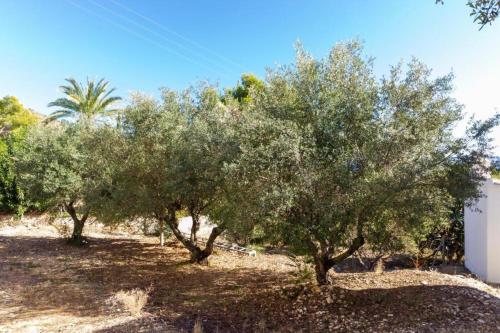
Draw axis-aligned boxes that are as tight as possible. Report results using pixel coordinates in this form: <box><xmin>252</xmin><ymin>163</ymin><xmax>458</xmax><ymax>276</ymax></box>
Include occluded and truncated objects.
<box><xmin>0</xmin><ymin>217</ymin><xmax>499</xmax><ymax>332</ymax></box>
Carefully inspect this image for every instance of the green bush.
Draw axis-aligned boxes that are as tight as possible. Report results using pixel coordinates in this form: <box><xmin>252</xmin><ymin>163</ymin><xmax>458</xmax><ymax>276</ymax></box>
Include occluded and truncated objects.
<box><xmin>0</xmin><ymin>96</ymin><xmax>41</xmax><ymax>215</ymax></box>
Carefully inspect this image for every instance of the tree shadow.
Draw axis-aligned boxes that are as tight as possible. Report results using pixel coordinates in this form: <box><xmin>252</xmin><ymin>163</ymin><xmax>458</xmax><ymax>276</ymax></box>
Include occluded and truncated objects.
<box><xmin>1</xmin><ymin>235</ymin><xmax>499</xmax><ymax>332</ymax></box>
<box><xmin>0</xmin><ymin>235</ymin><xmax>287</xmax><ymax>331</ymax></box>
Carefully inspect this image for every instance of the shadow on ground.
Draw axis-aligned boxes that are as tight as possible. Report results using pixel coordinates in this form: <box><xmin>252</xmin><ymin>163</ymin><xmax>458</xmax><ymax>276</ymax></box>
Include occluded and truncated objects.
<box><xmin>0</xmin><ymin>235</ymin><xmax>499</xmax><ymax>333</ymax></box>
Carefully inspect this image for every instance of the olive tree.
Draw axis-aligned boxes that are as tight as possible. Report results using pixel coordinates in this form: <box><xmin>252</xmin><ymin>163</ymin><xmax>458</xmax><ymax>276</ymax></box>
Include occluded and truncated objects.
<box><xmin>415</xmin><ymin>115</ymin><xmax>500</xmax><ymax>265</ymax></box>
<box><xmin>91</xmin><ymin>88</ymin><xmax>238</xmax><ymax>263</ymax></box>
<box><xmin>15</xmin><ymin>123</ymin><xmax>95</xmax><ymax>244</ymax></box>
<box><xmin>230</xmin><ymin>41</ymin><xmax>498</xmax><ymax>284</ymax></box>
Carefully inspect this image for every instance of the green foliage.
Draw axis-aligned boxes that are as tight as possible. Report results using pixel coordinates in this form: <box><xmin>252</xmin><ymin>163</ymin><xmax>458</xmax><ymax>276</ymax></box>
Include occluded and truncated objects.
<box><xmin>223</xmin><ymin>73</ymin><xmax>265</xmax><ymax>105</ymax></box>
<box><xmin>492</xmin><ymin>157</ymin><xmax>500</xmax><ymax>179</ymax></box>
<box><xmin>418</xmin><ymin>147</ymin><xmax>499</xmax><ymax>262</ymax></box>
<box><xmin>15</xmin><ymin>121</ymin><xmax>104</xmax><ymax>244</ymax></box>
<box><xmin>87</xmin><ymin>87</ymin><xmax>238</xmax><ymax>260</ymax></box>
<box><xmin>0</xmin><ymin>96</ymin><xmax>40</xmax><ymax>134</ymax></box>
<box><xmin>436</xmin><ymin>0</ymin><xmax>499</xmax><ymax>29</ymax></box>
<box><xmin>175</xmin><ymin>87</ymin><xmax>240</xmax><ymax>222</ymax></box>
<box><xmin>417</xmin><ymin>202</ymin><xmax>465</xmax><ymax>265</ymax></box>
<box><xmin>0</xmin><ymin>140</ymin><xmax>21</xmax><ymax>213</ymax></box>
<box><xmin>226</xmin><ymin>41</ymin><xmax>498</xmax><ymax>283</ymax></box>
<box><xmin>15</xmin><ymin>122</ymin><xmax>94</xmax><ymax>215</ymax></box>
<box><xmin>0</xmin><ymin>96</ymin><xmax>40</xmax><ymax>214</ymax></box>
<box><xmin>86</xmin><ymin>92</ymin><xmax>185</xmax><ymax>221</ymax></box>
<box><xmin>8</xmin><ymin>45</ymin><xmax>496</xmax><ymax>269</ymax></box>
<box><xmin>467</xmin><ymin>0</ymin><xmax>500</xmax><ymax>27</ymax></box>
<box><xmin>46</xmin><ymin>78</ymin><xmax>121</xmax><ymax>122</ymax></box>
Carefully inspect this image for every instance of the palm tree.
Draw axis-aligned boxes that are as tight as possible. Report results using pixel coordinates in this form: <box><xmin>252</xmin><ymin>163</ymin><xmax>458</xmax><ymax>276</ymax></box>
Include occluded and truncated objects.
<box><xmin>46</xmin><ymin>78</ymin><xmax>121</xmax><ymax>122</ymax></box>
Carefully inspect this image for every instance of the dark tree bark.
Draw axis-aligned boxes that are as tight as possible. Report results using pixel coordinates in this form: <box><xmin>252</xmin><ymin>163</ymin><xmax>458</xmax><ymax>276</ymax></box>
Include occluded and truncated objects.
<box><xmin>313</xmin><ymin>254</ymin><xmax>330</xmax><ymax>285</ymax></box>
<box><xmin>163</xmin><ymin>208</ymin><xmax>224</xmax><ymax>264</ymax></box>
<box><xmin>310</xmin><ymin>235</ymin><xmax>365</xmax><ymax>285</ymax></box>
<box><xmin>65</xmin><ymin>202</ymin><xmax>89</xmax><ymax>246</ymax></box>
<box><xmin>190</xmin><ymin>226</ymin><xmax>224</xmax><ymax>264</ymax></box>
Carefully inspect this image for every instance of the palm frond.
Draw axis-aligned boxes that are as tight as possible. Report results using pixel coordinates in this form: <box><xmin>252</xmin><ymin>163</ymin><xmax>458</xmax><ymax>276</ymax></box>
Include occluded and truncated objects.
<box><xmin>97</xmin><ymin>96</ymin><xmax>122</xmax><ymax>114</ymax></box>
<box><xmin>89</xmin><ymin>78</ymin><xmax>107</xmax><ymax>112</ymax></box>
<box><xmin>43</xmin><ymin>110</ymin><xmax>75</xmax><ymax>123</ymax></box>
<box><xmin>100</xmin><ymin>87</ymin><xmax>118</xmax><ymax>101</ymax></box>
<box><xmin>85</xmin><ymin>78</ymin><xmax>95</xmax><ymax>113</ymax></box>
<box><xmin>48</xmin><ymin>98</ymin><xmax>80</xmax><ymax>111</ymax></box>
<box><xmin>48</xmin><ymin>77</ymin><xmax>121</xmax><ymax>122</ymax></box>
<box><xmin>63</xmin><ymin>78</ymin><xmax>85</xmax><ymax>101</ymax></box>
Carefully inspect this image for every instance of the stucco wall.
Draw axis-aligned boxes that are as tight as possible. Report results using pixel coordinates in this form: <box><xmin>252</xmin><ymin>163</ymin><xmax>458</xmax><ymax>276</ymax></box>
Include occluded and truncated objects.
<box><xmin>486</xmin><ymin>179</ymin><xmax>500</xmax><ymax>283</ymax></box>
<box><xmin>465</xmin><ymin>179</ymin><xmax>500</xmax><ymax>283</ymax></box>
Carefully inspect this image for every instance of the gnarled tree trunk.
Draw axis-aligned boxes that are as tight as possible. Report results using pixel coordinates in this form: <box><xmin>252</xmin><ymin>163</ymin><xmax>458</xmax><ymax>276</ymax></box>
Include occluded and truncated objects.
<box><xmin>190</xmin><ymin>226</ymin><xmax>224</xmax><ymax>264</ymax></box>
<box><xmin>310</xmin><ymin>235</ymin><xmax>365</xmax><ymax>285</ymax></box>
<box><xmin>313</xmin><ymin>254</ymin><xmax>331</xmax><ymax>285</ymax></box>
<box><xmin>163</xmin><ymin>208</ymin><xmax>224</xmax><ymax>264</ymax></box>
<box><xmin>65</xmin><ymin>202</ymin><xmax>89</xmax><ymax>246</ymax></box>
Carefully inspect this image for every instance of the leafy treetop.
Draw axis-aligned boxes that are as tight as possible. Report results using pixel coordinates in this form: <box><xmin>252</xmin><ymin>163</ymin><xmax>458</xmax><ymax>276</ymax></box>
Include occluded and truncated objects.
<box><xmin>0</xmin><ymin>96</ymin><xmax>40</xmax><ymax>135</ymax></box>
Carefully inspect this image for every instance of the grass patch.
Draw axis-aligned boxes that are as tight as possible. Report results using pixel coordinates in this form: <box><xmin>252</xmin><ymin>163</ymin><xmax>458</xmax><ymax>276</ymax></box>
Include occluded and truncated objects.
<box><xmin>108</xmin><ymin>288</ymin><xmax>150</xmax><ymax>316</ymax></box>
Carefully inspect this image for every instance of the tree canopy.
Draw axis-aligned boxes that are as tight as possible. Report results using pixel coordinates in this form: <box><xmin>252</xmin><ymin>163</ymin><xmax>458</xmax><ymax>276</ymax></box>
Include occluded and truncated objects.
<box><xmin>0</xmin><ymin>96</ymin><xmax>40</xmax><ymax>214</ymax></box>
<box><xmin>15</xmin><ymin>122</ymin><xmax>96</xmax><ymax>244</ymax></box>
<box><xmin>88</xmin><ymin>87</ymin><xmax>239</xmax><ymax>262</ymax></box>
<box><xmin>226</xmin><ymin>41</ymin><xmax>498</xmax><ymax>283</ymax></box>
<box><xmin>10</xmin><ymin>43</ymin><xmax>498</xmax><ymax>283</ymax></box>
<box><xmin>223</xmin><ymin>73</ymin><xmax>265</xmax><ymax>105</ymax></box>
<box><xmin>0</xmin><ymin>96</ymin><xmax>39</xmax><ymax>135</ymax></box>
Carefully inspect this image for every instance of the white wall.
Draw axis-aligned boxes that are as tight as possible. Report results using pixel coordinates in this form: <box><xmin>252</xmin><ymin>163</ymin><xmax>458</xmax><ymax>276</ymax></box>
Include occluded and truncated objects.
<box><xmin>486</xmin><ymin>179</ymin><xmax>500</xmax><ymax>283</ymax></box>
<box><xmin>465</xmin><ymin>178</ymin><xmax>500</xmax><ymax>283</ymax></box>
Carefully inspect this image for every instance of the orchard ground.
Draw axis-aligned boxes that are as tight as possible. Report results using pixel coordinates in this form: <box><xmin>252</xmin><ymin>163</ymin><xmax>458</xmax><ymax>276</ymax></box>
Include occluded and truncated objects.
<box><xmin>0</xmin><ymin>215</ymin><xmax>499</xmax><ymax>333</ymax></box>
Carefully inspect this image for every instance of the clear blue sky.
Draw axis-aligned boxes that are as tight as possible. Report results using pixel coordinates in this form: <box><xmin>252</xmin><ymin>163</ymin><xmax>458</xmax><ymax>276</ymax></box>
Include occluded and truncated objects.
<box><xmin>1</xmin><ymin>0</ymin><xmax>499</xmax><ymax>152</ymax></box>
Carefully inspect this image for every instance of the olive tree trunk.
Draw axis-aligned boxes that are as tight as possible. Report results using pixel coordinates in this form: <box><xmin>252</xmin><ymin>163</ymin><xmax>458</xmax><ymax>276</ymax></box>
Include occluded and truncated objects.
<box><xmin>162</xmin><ymin>209</ymin><xmax>224</xmax><ymax>264</ymax></box>
<box><xmin>65</xmin><ymin>202</ymin><xmax>89</xmax><ymax>246</ymax></box>
<box><xmin>310</xmin><ymin>235</ymin><xmax>365</xmax><ymax>285</ymax></box>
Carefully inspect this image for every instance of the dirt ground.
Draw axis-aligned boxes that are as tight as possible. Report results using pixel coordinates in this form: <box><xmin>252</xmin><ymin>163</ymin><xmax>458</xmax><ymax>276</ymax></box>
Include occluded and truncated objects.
<box><xmin>0</xmin><ymin>217</ymin><xmax>499</xmax><ymax>333</ymax></box>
